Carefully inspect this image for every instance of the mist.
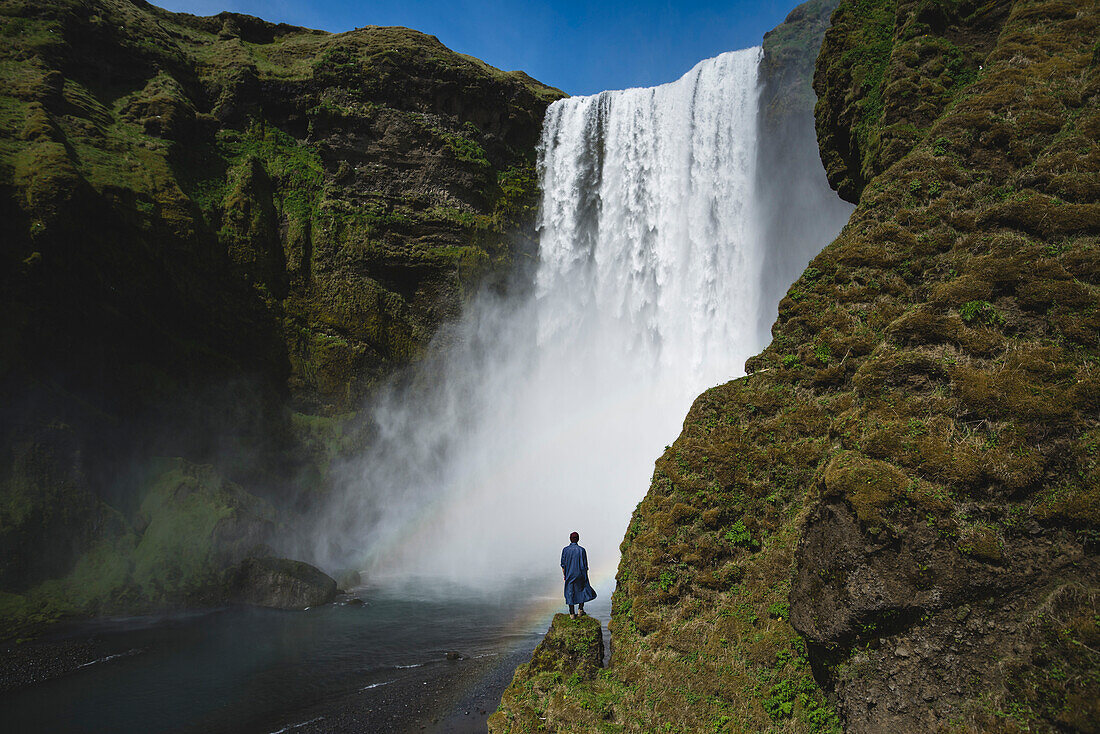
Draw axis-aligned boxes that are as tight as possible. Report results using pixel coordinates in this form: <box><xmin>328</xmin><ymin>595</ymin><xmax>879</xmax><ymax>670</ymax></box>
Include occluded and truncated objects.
<box><xmin>305</xmin><ymin>46</ymin><xmax>852</xmax><ymax>591</ymax></box>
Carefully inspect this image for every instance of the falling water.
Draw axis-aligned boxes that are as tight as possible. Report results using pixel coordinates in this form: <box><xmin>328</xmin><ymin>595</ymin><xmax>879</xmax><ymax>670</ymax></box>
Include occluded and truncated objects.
<box><xmin>315</xmin><ymin>48</ymin><xmax>783</xmax><ymax>587</ymax></box>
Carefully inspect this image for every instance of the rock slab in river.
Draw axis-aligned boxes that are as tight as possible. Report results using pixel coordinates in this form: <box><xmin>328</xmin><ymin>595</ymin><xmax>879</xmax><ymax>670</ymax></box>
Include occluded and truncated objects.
<box><xmin>230</xmin><ymin>558</ymin><xmax>337</xmax><ymax>610</ymax></box>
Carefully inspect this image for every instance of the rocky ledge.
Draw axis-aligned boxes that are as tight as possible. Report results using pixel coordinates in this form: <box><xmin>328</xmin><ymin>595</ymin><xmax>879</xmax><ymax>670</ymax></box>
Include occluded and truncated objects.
<box><xmin>489</xmin><ymin>614</ymin><xmax>604</xmax><ymax>733</ymax></box>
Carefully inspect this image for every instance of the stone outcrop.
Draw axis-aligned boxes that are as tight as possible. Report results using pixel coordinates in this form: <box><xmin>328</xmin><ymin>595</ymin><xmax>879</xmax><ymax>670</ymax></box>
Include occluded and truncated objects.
<box><xmin>229</xmin><ymin>557</ymin><xmax>337</xmax><ymax>610</ymax></box>
<box><xmin>489</xmin><ymin>614</ymin><xmax>604</xmax><ymax>733</ymax></box>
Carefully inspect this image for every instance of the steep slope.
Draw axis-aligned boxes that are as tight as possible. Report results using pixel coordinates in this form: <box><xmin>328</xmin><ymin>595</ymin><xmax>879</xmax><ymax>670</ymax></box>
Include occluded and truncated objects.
<box><xmin>792</xmin><ymin>0</ymin><xmax>1098</xmax><ymax>729</ymax></box>
<box><xmin>494</xmin><ymin>0</ymin><xmax>1099</xmax><ymax>732</ymax></box>
<box><xmin>0</xmin><ymin>0</ymin><xmax>561</xmax><ymax>634</ymax></box>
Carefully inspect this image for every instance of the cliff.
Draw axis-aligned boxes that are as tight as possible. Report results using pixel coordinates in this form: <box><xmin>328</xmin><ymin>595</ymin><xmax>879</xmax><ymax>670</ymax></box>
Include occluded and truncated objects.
<box><xmin>495</xmin><ymin>0</ymin><xmax>1099</xmax><ymax>732</ymax></box>
<box><xmin>0</xmin><ymin>0</ymin><xmax>561</xmax><ymax>635</ymax></box>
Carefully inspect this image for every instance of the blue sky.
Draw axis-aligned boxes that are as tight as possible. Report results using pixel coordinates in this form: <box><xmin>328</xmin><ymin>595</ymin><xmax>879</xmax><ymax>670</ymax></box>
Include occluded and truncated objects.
<box><xmin>153</xmin><ymin>0</ymin><xmax>800</xmax><ymax>95</ymax></box>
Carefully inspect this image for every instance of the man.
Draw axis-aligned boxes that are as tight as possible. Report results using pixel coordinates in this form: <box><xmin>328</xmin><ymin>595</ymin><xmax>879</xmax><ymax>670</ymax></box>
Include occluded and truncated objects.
<box><xmin>561</xmin><ymin>531</ymin><xmax>597</xmax><ymax>619</ymax></box>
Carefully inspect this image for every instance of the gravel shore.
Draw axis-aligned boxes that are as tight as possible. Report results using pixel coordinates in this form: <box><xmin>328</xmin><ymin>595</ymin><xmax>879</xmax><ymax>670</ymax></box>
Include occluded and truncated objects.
<box><xmin>254</xmin><ymin>638</ymin><xmax>536</xmax><ymax>734</ymax></box>
<box><xmin>0</xmin><ymin>635</ymin><xmax>105</xmax><ymax>694</ymax></box>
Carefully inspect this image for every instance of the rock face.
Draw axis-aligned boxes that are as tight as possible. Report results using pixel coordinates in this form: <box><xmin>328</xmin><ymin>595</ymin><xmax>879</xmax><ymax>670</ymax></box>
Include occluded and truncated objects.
<box><xmin>229</xmin><ymin>557</ymin><xmax>337</xmax><ymax>610</ymax></box>
<box><xmin>495</xmin><ymin>1</ymin><xmax>1099</xmax><ymax>732</ymax></box>
<box><xmin>488</xmin><ymin>614</ymin><xmax>604</xmax><ymax>733</ymax></box>
<box><xmin>788</xmin><ymin>1</ymin><xmax>1100</xmax><ymax>730</ymax></box>
<box><xmin>814</xmin><ymin>0</ymin><xmax>1012</xmax><ymax>203</ymax></box>
<box><xmin>0</xmin><ymin>0</ymin><xmax>560</xmax><ymax>635</ymax></box>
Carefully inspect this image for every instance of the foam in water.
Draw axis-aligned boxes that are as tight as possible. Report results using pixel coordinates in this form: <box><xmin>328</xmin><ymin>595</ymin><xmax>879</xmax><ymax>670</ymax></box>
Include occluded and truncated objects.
<box><xmin>315</xmin><ymin>48</ymin><xmax>772</xmax><ymax>586</ymax></box>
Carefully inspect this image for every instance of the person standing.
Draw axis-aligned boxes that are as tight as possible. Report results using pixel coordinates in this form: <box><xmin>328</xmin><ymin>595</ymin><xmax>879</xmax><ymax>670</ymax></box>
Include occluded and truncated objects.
<box><xmin>561</xmin><ymin>531</ymin><xmax>597</xmax><ymax>619</ymax></box>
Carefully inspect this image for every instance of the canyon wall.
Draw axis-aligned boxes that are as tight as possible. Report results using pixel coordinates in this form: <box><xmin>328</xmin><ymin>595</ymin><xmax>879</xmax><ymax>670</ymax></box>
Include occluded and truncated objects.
<box><xmin>0</xmin><ymin>0</ymin><xmax>561</xmax><ymax>634</ymax></box>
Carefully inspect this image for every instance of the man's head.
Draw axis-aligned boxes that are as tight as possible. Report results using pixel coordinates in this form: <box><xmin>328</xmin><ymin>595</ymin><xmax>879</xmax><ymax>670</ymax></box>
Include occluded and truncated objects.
<box><xmin>570</xmin><ymin>531</ymin><xmax>579</xmax><ymax>543</ymax></box>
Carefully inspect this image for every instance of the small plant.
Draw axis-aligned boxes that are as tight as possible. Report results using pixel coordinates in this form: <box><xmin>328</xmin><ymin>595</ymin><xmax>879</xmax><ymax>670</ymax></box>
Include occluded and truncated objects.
<box><xmin>960</xmin><ymin>300</ymin><xmax>1005</xmax><ymax>326</ymax></box>
<box><xmin>724</xmin><ymin>520</ymin><xmax>758</xmax><ymax>549</ymax></box>
<box><xmin>781</xmin><ymin>354</ymin><xmax>801</xmax><ymax>369</ymax></box>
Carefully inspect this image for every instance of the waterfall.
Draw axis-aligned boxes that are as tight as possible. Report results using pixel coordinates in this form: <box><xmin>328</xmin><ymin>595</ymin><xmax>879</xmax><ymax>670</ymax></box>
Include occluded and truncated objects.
<box><xmin>315</xmin><ymin>48</ymin><xmax>790</xmax><ymax>587</ymax></box>
<box><xmin>537</xmin><ymin>48</ymin><xmax>763</xmax><ymax>395</ymax></box>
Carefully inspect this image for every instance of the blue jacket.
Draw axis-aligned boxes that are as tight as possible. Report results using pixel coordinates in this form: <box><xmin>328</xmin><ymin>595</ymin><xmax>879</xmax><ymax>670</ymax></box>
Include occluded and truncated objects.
<box><xmin>561</xmin><ymin>542</ymin><xmax>597</xmax><ymax>605</ymax></box>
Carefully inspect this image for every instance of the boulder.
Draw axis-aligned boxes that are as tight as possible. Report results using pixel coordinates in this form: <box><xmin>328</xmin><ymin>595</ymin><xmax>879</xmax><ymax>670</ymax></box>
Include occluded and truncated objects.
<box><xmin>229</xmin><ymin>557</ymin><xmax>337</xmax><ymax>610</ymax></box>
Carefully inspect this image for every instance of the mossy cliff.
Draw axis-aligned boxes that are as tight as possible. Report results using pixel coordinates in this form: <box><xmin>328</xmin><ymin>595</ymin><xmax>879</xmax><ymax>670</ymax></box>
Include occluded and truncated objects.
<box><xmin>495</xmin><ymin>1</ymin><xmax>1099</xmax><ymax>732</ymax></box>
<box><xmin>0</xmin><ymin>0</ymin><xmax>561</xmax><ymax>635</ymax></box>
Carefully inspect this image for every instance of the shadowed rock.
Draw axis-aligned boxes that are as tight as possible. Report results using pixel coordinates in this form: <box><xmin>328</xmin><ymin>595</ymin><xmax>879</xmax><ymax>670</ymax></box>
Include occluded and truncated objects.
<box><xmin>230</xmin><ymin>557</ymin><xmax>337</xmax><ymax>610</ymax></box>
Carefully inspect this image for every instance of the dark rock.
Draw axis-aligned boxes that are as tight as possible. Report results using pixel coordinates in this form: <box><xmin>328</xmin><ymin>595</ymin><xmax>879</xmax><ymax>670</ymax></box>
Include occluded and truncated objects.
<box><xmin>229</xmin><ymin>557</ymin><xmax>337</xmax><ymax>610</ymax></box>
<box><xmin>814</xmin><ymin>0</ymin><xmax>1011</xmax><ymax>202</ymax></box>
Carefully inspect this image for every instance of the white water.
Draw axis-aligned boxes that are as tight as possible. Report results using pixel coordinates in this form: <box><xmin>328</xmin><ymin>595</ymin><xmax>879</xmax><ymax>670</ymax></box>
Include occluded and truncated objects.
<box><xmin>316</xmin><ymin>48</ymin><xmax>771</xmax><ymax>586</ymax></box>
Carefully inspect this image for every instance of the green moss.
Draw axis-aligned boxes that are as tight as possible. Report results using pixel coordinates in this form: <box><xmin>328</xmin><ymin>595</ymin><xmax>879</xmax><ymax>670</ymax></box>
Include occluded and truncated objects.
<box><xmin>0</xmin><ymin>458</ymin><xmax>276</xmax><ymax>636</ymax></box>
<box><xmin>837</xmin><ymin>0</ymin><xmax>895</xmax><ymax>174</ymax></box>
<box><xmin>438</xmin><ymin>126</ymin><xmax>490</xmax><ymax>167</ymax></box>
<box><xmin>217</xmin><ymin>122</ymin><xmax>323</xmax><ymax>226</ymax></box>
<box><xmin>33</xmin><ymin>530</ymin><xmax>137</xmax><ymax>615</ymax></box>
<box><xmin>426</xmin><ymin>206</ymin><xmax>494</xmax><ymax>231</ymax></box>
<box><xmin>822</xmin><ymin>451</ymin><xmax>910</xmax><ymax>526</ymax></box>
<box><xmin>312</xmin><ymin>44</ymin><xmax>364</xmax><ymax>84</ymax></box>
<box><xmin>764</xmin><ymin>668</ymin><xmax>841</xmax><ymax>732</ymax></box>
<box><xmin>493</xmin><ymin>162</ymin><xmax>539</xmax><ymax>229</ymax></box>
<box><xmin>130</xmin><ymin>462</ymin><xmax>235</xmax><ymax>597</ymax></box>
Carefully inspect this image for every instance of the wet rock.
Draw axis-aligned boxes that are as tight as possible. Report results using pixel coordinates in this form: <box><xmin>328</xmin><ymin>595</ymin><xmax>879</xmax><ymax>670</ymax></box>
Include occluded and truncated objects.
<box><xmin>229</xmin><ymin>557</ymin><xmax>337</xmax><ymax>610</ymax></box>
